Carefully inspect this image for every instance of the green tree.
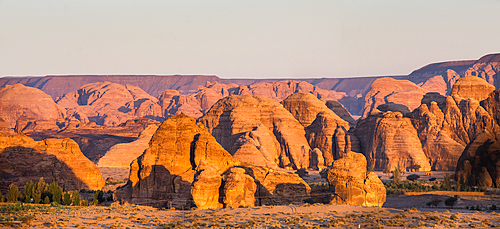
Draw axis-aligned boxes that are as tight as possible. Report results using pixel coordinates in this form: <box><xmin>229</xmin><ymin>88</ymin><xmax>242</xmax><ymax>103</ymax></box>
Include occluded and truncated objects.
<box><xmin>92</xmin><ymin>190</ymin><xmax>104</xmax><ymax>205</ymax></box>
<box><xmin>441</xmin><ymin>173</ymin><xmax>452</xmax><ymax>191</ymax></box>
<box><xmin>44</xmin><ymin>196</ymin><xmax>50</xmax><ymax>204</ymax></box>
<box><xmin>391</xmin><ymin>167</ymin><xmax>403</xmax><ymax>186</ymax></box>
<box><xmin>33</xmin><ymin>177</ymin><xmax>46</xmax><ymax>204</ymax></box>
<box><xmin>47</xmin><ymin>182</ymin><xmax>62</xmax><ymax>204</ymax></box>
<box><xmin>24</xmin><ymin>180</ymin><xmax>34</xmax><ymax>203</ymax></box>
<box><xmin>72</xmin><ymin>191</ymin><xmax>80</xmax><ymax>206</ymax></box>
<box><xmin>81</xmin><ymin>199</ymin><xmax>89</xmax><ymax>206</ymax></box>
<box><xmin>7</xmin><ymin>183</ymin><xmax>21</xmax><ymax>202</ymax></box>
<box><xmin>63</xmin><ymin>192</ymin><xmax>72</xmax><ymax>206</ymax></box>
<box><xmin>444</xmin><ymin>197</ymin><xmax>458</xmax><ymax>208</ymax></box>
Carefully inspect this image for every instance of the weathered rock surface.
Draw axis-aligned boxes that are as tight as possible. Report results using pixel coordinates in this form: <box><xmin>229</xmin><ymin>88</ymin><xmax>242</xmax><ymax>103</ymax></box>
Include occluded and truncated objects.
<box><xmin>450</xmin><ymin>75</ymin><xmax>495</xmax><ymax>101</ymax></box>
<box><xmin>408</xmin><ymin>60</ymin><xmax>473</xmax><ymax>95</ymax></box>
<box><xmin>325</xmin><ymin>100</ymin><xmax>356</xmax><ymax>126</ymax></box>
<box><xmin>355</xmin><ymin>110</ymin><xmax>431</xmax><ymax>171</ymax></box>
<box><xmin>362</xmin><ymin>77</ymin><xmax>428</xmax><ymax>118</ymax></box>
<box><xmin>464</xmin><ymin>53</ymin><xmax>500</xmax><ymax>88</ymax></box>
<box><xmin>327</xmin><ymin>151</ymin><xmax>385</xmax><ymax>207</ymax></box>
<box><xmin>0</xmin><ymin>133</ymin><xmax>104</xmax><ymax>193</ymax></box>
<box><xmin>56</xmin><ymin>82</ymin><xmax>162</xmax><ymax>126</ymax></box>
<box><xmin>159</xmin><ymin>80</ymin><xmax>347</xmax><ymax>119</ymax></box>
<box><xmin>0</xmin><ymin>84</ymin><xmax>65</xmax><ymax>128</ymax></box>
<box><xmin>222</xmin><ymin>167</ymin><xmax>257</xmax><ymax>208</ymax></box>
<box><xmin>97</xmin><ymin>124</ymin><xmax>159</xmax><ymax>168</ymax></box>
<box><xmin>114</xmin><ymin>114</ymin><xmax>235</xmax><ymax>208</ymax></box>
<box><xmin>191</xmin><ymin>161</ymin><xmax>223</xmax><ymax>209</ymax></box>
<box><xmin>281</xmin><ymin>93</ymin><xmax>351</xmax><ymax>166</ymax></box>
<box><xmin>198</xmin><ymin>95</ymin><xmax>311</xmax><ymax>169</ymax></box>
<box><xmin>0</xmin><ymin>118</ymin><xmax>15</xmax><ymax>134</ymax></box>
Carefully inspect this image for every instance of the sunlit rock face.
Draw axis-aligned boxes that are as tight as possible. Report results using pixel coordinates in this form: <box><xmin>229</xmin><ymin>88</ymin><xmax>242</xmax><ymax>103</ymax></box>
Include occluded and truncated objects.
<box><xmin>0</xmin><ymin>84</ymin><xmax>65</xmax><ymax>128</ymax></box>
<box><xmin>0</xmin><ymin>133</ymin><xmax>104</xmax><ymax>194</ymax></box>
<box><xmin>197</xmin><ymin>95</ymin><xmax>311</xmax><ymax>170</ymax></box>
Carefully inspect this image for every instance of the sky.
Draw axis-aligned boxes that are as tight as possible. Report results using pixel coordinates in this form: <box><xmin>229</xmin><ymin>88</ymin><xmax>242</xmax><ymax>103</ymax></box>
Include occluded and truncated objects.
<box><xmin>1</xmin><ymin>0</ymin><xmax>499</xmax><ymax>79</ymax></box>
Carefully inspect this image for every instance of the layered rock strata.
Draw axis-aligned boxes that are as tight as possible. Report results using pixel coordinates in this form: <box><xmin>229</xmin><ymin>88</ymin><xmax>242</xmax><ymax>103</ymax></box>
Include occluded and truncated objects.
<box><xmin>198</xmin><ymin>95</ymin><xmax>312</xmax><ymax>169</ymax></box>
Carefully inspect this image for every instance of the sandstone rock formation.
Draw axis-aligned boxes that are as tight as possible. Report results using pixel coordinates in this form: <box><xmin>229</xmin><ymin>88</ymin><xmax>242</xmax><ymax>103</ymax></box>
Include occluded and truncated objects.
<box><xmin>114</xmin><ymin>114</ymin><xmax>235</xmax><ymax>208</ymax></box>
<box><xmin>97</xmin><ymin>124</ymin><xmax>159</xmax><ymax>168</ymax></box>
<box><xmin>450</xmin><ymin>75</ymin><xmax>495</xmax><ymax>101</ymax></box>
<box><xmin>0</xmin><ymin>133</ymin><xmax>104</xmax><ymax>193</ymax></box>
<box><xmin>0</xmin><ymin>84</ymin><xmax>65</xmax><ymax>128</ymax></box>
<box><xmin>408</xmin><ymin>60</ymin><xmax>473</xmax><ymax>95</ymax></box>
<box><xmin>327</xmin><ymin>151</ymin><xmax>385</xmax><ymax>207</ymax></box>
<box><xmin>245</xmin><ymin>166</ymin><xmax>311</xmax><ymax>206</ymax></box>
<box><xmin>362</xmin><ymin>77</ymin><xmax>428</xmax><ymax>118</ymax></box>
<box><xmin>355</xmin><ymin>110</ymin><xmax>431</xmax><ymax>171</ymax></box>
<box><xmin>464</xmin><ymin>53</ymin><xmax>500</xmax><ymax>88</ymax></box>
<box><xmin>159</xmin><ymin>80</ymin><xmax>347</xmax><ymax>119</ymax></box>
<box><xmin>325</xmin><ymin>100</ymin><xmax>356</xmax><ymax>126</ymax></box>
<box><xmin>281</xmin><ymin>93</ymin><xmax>352</xmax><ymax>166</ymax></box>
<box><xmin>0</xmin><ymin>118</ymin><xmax>15</xmax><ymax>134</ymax></box>
<box><xmin>198</xmin><ymin>95</ymin><xmax>312</xmax><ymax>169</ymax></box>
<box><xmin>56</xmin><ymin>82</ymin><xmax>162</xmax><ymax>126</ymax></box>
<box><xmin>222</xmin><ymin>167</ymin><xmax>257</xmax><ymax>208</ymax></box>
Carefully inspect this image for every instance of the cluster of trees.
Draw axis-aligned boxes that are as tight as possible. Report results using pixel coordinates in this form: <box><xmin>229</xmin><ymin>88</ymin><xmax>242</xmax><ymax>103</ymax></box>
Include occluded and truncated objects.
<box><xmin>0</xmin><ymin>178</ymin><xmax>106</xmax><ymax>206</ymax></box>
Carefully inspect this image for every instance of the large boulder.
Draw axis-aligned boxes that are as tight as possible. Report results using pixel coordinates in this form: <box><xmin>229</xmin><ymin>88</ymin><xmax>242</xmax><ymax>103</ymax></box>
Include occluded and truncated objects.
<box><xmin>327</xmin><ymin>151</ymin><xmax>385</xmax><ymax>207</ymax></box>
<box><xmin>0</xmin><ymin>84</ymin><xmax>65</xmax><ymax>128</ymax></box>
<box><xmin>355</xmin><ymin>110</ymin><xmax>431</xmax><ymax>171</ymax></box>
<box><xmin>198</xmin><ymin>95</ymin><xmax>311</xmax><ymax>169</ymax></box>
<box><xmin>0</xmin><ymin>133</ymin><xmax>104</xmax><ymax>194</ymax></box>
<box><xmin>221</xmin><ymin>167</ymin><xmax>257</xmax><ymax>208</ymax></box>
<box><xmin>191</xmin><ymin>161</ymin><xmax>223</xmax><ymax>209</ymax></box>
<box><xmin>56</xmin><ymin>82</ymin><xmax>162</xmax><ymax>126</ymax></box>
<box><xmin>114</xmin><ymin>114</ymin><xmax>235</xmax><ymax>208</ymax></box>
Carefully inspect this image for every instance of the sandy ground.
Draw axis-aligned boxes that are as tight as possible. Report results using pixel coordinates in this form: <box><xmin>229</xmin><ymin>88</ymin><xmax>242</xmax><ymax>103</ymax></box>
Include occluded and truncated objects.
<box><xmin>2</xmin><ymin>195</ymin><xmax>500</xmax><ymax>229</ymax></box>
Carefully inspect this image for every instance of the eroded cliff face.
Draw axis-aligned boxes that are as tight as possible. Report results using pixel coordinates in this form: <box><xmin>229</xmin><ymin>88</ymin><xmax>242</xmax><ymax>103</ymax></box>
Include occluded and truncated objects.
<box><xmin>450</xmin><ymin>75</ymin><xmax>495</xmax><ymax>101</ymax></box>
<box><xmin>0</xmin><ymin>84</ymin><xmax>65</xmax><ymax>128</ymax></box>
<box><xmin>355</xmin><ymin>110</ymin><xmax>431</xmax><ymax>172</ymax></box>
<box><xmin>197</xmin><ymin>95</ymin><xmax>312</xmax><ymax>170</ymax></box>
<box><xmin>115</xmin><ymin>114</ymin><xmax>235</xmax><ymax>208</ymax></box>
<box><xmin>464</xmin><ymin>53</ymin><xmax>500</xmax><ymax>88</ymax></box>
<box><xmin>56</xmin><ymin>82</ymin><xmax>162</xmax><ymax>126</ymax></box>
<box><xmin>0</xmin><ymin>133</ymin><xmax>104</xmax><ymax>193</ymax></box>
<box><xmin>281</xmin><ymin>93</ymin><xmax>354</xmax><ymax>166</ymax></box>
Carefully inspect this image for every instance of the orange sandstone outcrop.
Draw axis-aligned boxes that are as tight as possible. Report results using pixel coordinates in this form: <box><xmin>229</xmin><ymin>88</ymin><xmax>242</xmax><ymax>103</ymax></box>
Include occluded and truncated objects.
<box><xmin>0</xmin><ymin>84</ymin><xmax>65</xmax><ymax>128</ymax></box>
<box><xmin>281</xmin><ymin>93</ymin><xmax>352</xmax><ymax>166</ymax></box>
<box><xmin>222</xmin><ymin>167</ymin><xmax>257</xmax><ymax>208</ymax></box>
<box><xmin>355</xmin><ymin>110</ymin><xmax>431</xmax><ymax>171</ymax></box>
<box><xmin>450</xmin><ymin>75</ymin><xmax>495</xmax><ymax>101</ymax></box>
<box><xmin>198</xmin><ymin>95</ymin><xmax>312</xmax><ymax>169</ymax></box>
<box><xmin>56</xmin><ymin>82</ymin><xmax>162</xmax><ymax>126</ymax></box>
<box><xmin>114</xmin><ymin>114</ymin><xmax>235</xmax><ymax>208</ymax></box>
<box><xmin>0</xmin><ymin>133</ymin><xmax>104</xmax><ymax>193</ymax></box>
<box><xmin>464</xmin><ymin>53</ymin><xmax>500</xmax><ymax>88</ymax></box>
<box><xmin>327</xmin><ymin>151</ymin><xmax>385</xmax><ymax>207</ymax></box>
<box><xmin>191</xmin><ymin>160</ymin><xmax>223</xmax><ymax>209</ymax></box>
<box><xmin>362</xmin><ymin>77</ymin><xmax>428</xmax><ymax>118</ymax></box>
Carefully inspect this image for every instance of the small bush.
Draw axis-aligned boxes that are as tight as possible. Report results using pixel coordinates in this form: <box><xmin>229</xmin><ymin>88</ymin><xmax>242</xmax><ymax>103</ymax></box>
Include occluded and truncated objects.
<box><xmin>444</xmin><ymin>197</ymin><xmax>457</xmax><ymax>208</ymax></box>
<box><xmin>72</xmin><ymin>191</ymin><xmax>80</xmax><ymax>206</ymax></box>
<box><xmin>429</xmin><ymin>177</ymin><xmax>437</xmax><ymax>181</ymax></box>
<box><xmin>44</xmin><ymin>196</ymin><xmax>50</xmax><ymax>204</ymax></box>
<box><xmin>407</xmin><ymin>174</ymin><xmax>420</xmax><ymax>181</ymax></box>
<box><xmin>63</xmin><ymin>193</ymin><xmax>72</xmax><ymax>206</ymax></box>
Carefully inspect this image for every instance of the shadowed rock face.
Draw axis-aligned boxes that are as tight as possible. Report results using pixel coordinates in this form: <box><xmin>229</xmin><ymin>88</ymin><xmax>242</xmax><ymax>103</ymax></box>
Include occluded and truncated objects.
<box><xmin>0</xmin><ymin>133</ymin><xmax>104</xmax><ymax>193</ymax></box>
<box><xmin>198</xmin><ymin>95</ymin><xmax>312</xmax><ymax>170</ymax></box>
<box><xmin>465</xmin><ymin>53</ymin><xmax>500</xmax><ymax>88</ymax></box>
<box><xmin>56</xmin><ymin>82</ymin><xmax>162</xmax><ymax>126</ymax></box>
<box><xmin>0</xmin><ymin>84</ymin><xmax>65</xmax><ymax>128</ymax></box>
<box><xmin>114</xmin><ymin>114</ymin><xmax>235</xmax><ymax>208</ymax></box>
<box><xmin>327</xmin><ymin>151</ymin><xmax>385</xmax><ymax>207</ymax></box>
<box><xmin>355</xmin><ymin>110</ymin><xmax>431</xmax><ymax>172</ymax></box>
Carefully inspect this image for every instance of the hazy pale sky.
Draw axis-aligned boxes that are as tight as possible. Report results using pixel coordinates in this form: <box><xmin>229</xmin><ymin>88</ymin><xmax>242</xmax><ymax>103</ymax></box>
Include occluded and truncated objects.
<box><xmin>1</xmin><ymin>0</ymin><xmax>499</xmax><ymax>79</ymax></box>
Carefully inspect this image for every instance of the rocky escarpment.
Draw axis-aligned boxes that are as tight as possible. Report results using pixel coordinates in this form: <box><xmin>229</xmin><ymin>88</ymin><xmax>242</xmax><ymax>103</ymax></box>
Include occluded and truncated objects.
<box><xmin>281</xmin><ymin>93</ymin><xmax>353</xmax><ymax>166</ymax></box>
<box><xmin>327</xmin><ymin>151</ymin><xmax>386</xmax><ymax>207</ymax></box>
<box><xmin>464</xmin><ymin>53</ymin><xmax>500</xmax><ymax>88</ymax></box>
<box><xmin>56</xmin><ymin>82</ymin><xmax>162</xmax><ymax>126</ymax></box>
<box><xmin>355</xmin><ymin>110</ymin><xmax>431</xmax><ymax>171</ymax></box>
<box><xmin>362</xmin><ymin>77</ymin><xmax>428</xmax><ymax>118</ymax></box>
<box><xmin>0</xmin><ymin>84</ymin><xmax>65</xmax><ymax>128</ymax></box>
<box><xmin>198</xmin><ymin>95</ymin><xmax>312</xmax><ymax>170</ymax></box>
<box><xmin>0</xmin><ymin>133</ymin><xmax>104</xmax><ymax>193</ymax></box>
